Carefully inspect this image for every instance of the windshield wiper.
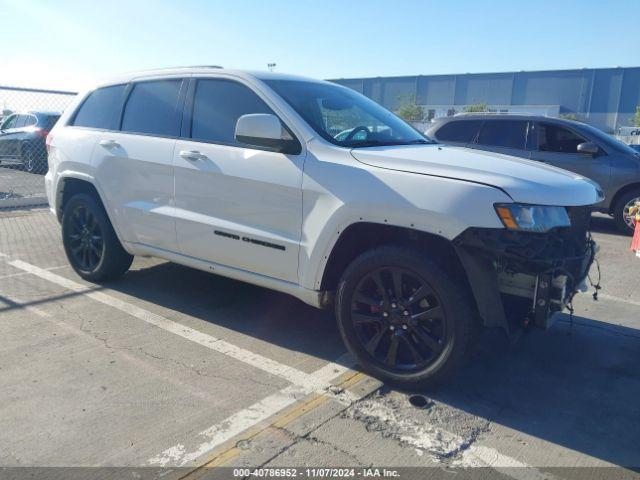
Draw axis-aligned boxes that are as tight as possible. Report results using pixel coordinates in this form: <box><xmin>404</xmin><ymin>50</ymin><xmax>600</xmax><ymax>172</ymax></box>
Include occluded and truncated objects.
<box><xmin>349</xmin><ymin>139</ymin><xmax>432</xmax><ymax>148</ymax></box>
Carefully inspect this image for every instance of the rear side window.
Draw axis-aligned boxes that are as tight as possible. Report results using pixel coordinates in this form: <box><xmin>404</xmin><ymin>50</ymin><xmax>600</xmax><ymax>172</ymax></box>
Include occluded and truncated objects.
<box><xmin>190</xmin><ymin>79</ymin><xmax>273</xmax><ymax>145</ymax></box>
<box><xmin>538</xmin><ymin>123</ymin><xmax>587</xmax><ymax>154</ymax></box>
<box><xmin>435</xmin><ymin>120</ymin><xmax>482</xmax><ymax>143</ymax></box>
<box><xmin>43</xmin><ymin>115</ymin><xmax>60</xmax><ymax>129</ymax></box>
<box><xmin>476</xmin><ymin>120</ymin><xmax>528</xmax><ymax>149</ymax></box>
<box><xmin>72</xmin><ymin>84</ymin><xmax>126</xmax><ymax>129</ymax></box>
<box><xmin>121</xmin><ymin>80</ymin><xmax>182</xmax><ymax>137</ymax></box>
<box><xmin>14</xmin><ymin>115</ymin><xmax>28</xmax><ymax>128</ymax></box>
<box><xmin>23</xmin><ymin>115</ymin><xmax>37</xmax><ymax>127</ymax></box>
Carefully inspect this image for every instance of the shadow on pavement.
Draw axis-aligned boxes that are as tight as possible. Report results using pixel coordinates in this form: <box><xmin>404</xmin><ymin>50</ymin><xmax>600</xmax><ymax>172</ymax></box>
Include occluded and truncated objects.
<box><xmin>430</xmin><ymin>315</ymin><xmax>640</xmax><ymax>468</ymax></box>
<box><xmin>101</xmin><ymin>260</ymin><xmax>639</xmax><ymax>468</ymax></box>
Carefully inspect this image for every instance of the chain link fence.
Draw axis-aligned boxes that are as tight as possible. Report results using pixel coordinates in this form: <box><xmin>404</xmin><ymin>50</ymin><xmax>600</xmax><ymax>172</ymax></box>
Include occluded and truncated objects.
<box><xmin>0</xmin><ymin>86</ymin><xmax>77</xmax><ymax>209</ymax></box>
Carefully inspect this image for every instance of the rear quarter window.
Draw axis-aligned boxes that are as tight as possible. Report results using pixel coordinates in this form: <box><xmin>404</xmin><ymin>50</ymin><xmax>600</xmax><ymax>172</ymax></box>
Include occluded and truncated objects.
<box><xmin>435</xmin><ymin>120</ymin><xmax>482</xmax><ymax>143</ymax></box>
<box><xmin>72</xmin><ymin>85</ymin><xmax>127</xmax><ymax>130</ymax></box>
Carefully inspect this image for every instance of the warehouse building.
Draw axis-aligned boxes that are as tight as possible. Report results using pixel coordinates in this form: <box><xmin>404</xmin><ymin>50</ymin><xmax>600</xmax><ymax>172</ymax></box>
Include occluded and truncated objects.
<box><xmin>330</xmin><ymin>67</ymin><xmax>640</xmax><ymax>133</ymax></box>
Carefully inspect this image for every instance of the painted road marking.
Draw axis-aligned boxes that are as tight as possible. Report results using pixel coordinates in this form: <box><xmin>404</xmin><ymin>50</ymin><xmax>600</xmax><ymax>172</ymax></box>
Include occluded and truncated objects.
<box><xmin>3</xmin><ymin>253</ymin><xmax>552</xmax><ymax>477</ymax></box>
<box><xmin>1</xmin><ymin>254</ymin><xmax>357</xmax><ymax>467</ymax></box>
<box><xmin>149</xmin><ymin>354</ymin><xmax>358</xmax><ymax>468</ymax></box>
<box><xmin>599</xmin><ymin>293</ymin><xmax>640</xmax><ymax>308</ymax></box>
<box><xmin>0</xmin><ymin>264</ymin><xmax>68</xmax><ymax>281</ymax></box>
<box><xmin>6</xmin><ymin>257</ymin><xmax>336</xmax><ymax>389</ymax></box>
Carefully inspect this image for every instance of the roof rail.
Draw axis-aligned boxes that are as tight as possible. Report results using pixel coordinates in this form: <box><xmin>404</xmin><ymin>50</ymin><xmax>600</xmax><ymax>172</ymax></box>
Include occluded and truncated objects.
<box><xmin>145</xmin><ymin>65</ymin><xmax>223</xmax><ymax>70</ymax></box>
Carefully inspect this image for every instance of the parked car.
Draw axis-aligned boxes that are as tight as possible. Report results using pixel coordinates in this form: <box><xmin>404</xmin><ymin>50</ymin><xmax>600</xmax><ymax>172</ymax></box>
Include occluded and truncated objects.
<box><xmin>0</xmin><ymin>111</ymin><xmax>61</xmax><ymax>173</ymax></box>
<box><xmin>45</xmin><ymin>68</ymin><xmax>601</xmax><ymax>387</ymax></box>
<box><xmin>426</xmin><ymin>114</ymin><xmax>640</xmax><ymax>234</ymax></box>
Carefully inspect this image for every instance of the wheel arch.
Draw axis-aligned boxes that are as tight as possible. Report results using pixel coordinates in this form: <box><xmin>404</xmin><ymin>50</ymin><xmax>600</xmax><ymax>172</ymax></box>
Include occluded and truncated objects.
<box><xmin>56</xmin><ymin>174</ymin><xmax>133</xmax><ymax>254</ymax></box>
<box><xmin>56</xmin><ymin>175</ymin><xmax>102</xmax><ymax>221</ymax></box>
<box><xmin>609</xmin><ymin>182</ymin><xmax>640</xmax><ymax>214</ymax></box>
<box><xmin>319</xmin><ymin>222</ymin><xmax>470</xmax><ymax>292</ymax></box>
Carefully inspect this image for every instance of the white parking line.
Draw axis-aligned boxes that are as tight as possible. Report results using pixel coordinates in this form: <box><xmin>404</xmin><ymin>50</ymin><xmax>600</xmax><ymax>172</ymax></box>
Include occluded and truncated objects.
<box><xmin>599</xmin><ymin>293</ymin><xmax>640</xmax><ymax>307</ymax></box>
<box><xmin>7</xmin><ymin>257</ymin><xmax>333</xmax><ymax>389</ymax></box>
<box><xmin>2</xmin><ymin>253</ymin><xmax>543</xmax><ymax>475</ymax></box>
<box><xmin>2</xmin><ymin>255</ymin><xmax>355</xmax><ymax>465</ymax></box>
<box><xmin>0</xmin><ymin>264</ymin><xmax>68</xmax><ymax>281</ymax></box>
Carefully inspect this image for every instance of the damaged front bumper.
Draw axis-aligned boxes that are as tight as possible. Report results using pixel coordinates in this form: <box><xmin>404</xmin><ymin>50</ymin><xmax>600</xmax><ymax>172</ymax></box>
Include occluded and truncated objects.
<box><xmin>453</xmin><ymin>206</ymin><xmax>596</xmax><ymax>332</ymax></box>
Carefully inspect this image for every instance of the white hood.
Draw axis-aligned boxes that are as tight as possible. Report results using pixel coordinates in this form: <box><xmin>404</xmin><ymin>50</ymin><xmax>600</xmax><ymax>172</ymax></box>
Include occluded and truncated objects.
<box><xmin>351</xmin><ymin>144</ymin><xmax>603</xmax><ymax>206</ymax></box>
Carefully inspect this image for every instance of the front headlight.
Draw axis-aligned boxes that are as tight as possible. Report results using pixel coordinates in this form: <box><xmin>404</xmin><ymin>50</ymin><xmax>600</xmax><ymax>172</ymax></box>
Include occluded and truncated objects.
<box><xmin>494</xmin><ymin>204</ymin><xmax>571</xmax><ymax>232</ymax></box>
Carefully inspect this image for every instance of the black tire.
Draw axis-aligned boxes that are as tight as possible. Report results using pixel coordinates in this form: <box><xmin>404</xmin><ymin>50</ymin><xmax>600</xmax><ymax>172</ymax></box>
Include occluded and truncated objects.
<box><xmin>335</xmin><ymin>245</ymin><xmax>477</xmax><ymax>388</ymax></box>
<box><xmin>21</xmin><ymin>143</ymin><xmax>36</xmax><ymax>173</ymax></box>
<box><xmin>612</xmin><ymin>188</ymin><xmax>640</xmax><ymax>235</ymax></box>
<box><xmin>62</xmin><ymin>193</ymin><xmax>133</xmax><ymax>281</ymax></box>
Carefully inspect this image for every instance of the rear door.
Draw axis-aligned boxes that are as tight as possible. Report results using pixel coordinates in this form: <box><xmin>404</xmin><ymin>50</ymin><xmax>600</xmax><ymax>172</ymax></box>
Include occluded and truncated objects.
<box><xmin>471</xmin><ymin>119</ymin><xmax>531</xmax><ymax>159</ymax></box>
<box><xmin>173</xmin><ymin>76</ymin><xmax>304</xmax><ymax>282</ymax></box>
<box><xmin>529</xmin><ymin>121</ymin><xmax>611</xmax><ymax>190</ymax></box>
<box><xmin>92</xmin><ymin>78</ymin><xmax>186</xmax><ymax>251</ymax></box>
<box><xmin>432</xmin><ymin>119</ymin><xmax>483</xmax><ymax>147</ymax></box>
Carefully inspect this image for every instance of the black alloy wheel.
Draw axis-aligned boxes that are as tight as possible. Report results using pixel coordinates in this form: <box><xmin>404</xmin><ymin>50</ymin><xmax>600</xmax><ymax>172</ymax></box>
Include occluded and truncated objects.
<box><xmin>350</xmin><ymin>266</ymin><xmax>447</xmax><ymax>372</ymax></box>
<box><xmin>66</xmin><ymin>203</ymin><xmax>105</xmax><ymax>273</ymax></box>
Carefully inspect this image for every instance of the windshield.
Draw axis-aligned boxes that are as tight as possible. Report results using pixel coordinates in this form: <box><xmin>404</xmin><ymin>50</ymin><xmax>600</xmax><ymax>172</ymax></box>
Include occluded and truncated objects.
<box><xmin>264</xmin><ymin>79</ymin><xmax>431</xmax><ymax>148</ymax></box>
<box><xmin>578</xmin><ymin>123</ymin><xmax>639</xmax><ymax>155</ymax></box>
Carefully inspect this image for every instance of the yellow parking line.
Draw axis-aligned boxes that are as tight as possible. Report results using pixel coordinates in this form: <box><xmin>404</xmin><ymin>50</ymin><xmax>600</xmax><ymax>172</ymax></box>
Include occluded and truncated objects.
<box><xmin>180</xmin><ymin>371</ymin><xmax>366</xmax><ymax>479</ymax></box>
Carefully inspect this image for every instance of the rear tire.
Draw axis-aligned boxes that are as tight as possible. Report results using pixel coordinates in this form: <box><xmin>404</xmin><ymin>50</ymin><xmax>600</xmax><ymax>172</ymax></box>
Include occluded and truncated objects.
<box><xmin>21</xmin><ymin>143</ymin><xmax>36</xmax><ymax>173</ymax></box>
<box><xmin>62</xmin><ymin>193</ymin><xmax>133</xmax><ymax>282</ymax></box>
<box><xmin>335</xmin><ymin>245</ymin><xmax>477</xmax><ymax>388</ymax></box>
<box><xmin>613</xmin><ymin>189</ymin><xmax>640</xmax><ymax>235</ymax></box>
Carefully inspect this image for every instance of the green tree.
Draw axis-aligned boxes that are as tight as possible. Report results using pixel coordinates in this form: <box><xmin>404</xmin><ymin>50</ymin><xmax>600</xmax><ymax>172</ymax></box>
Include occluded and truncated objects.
<box><xmin>396</xmin><ymin>95</ymin><xmax>424</xmax><ymax>122</ymax></box>
<box><xmin>463</xmin><ymin>103</ymin><xmax>487</xmax><ymax>113</ymax></box>
<box><xmin>630</xmin><ymin>106</ymin><xmax>640</xmax><ymax>127</ymax></box>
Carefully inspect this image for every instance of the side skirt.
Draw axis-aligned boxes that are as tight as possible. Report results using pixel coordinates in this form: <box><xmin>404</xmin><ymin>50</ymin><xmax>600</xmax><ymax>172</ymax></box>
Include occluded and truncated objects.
<box><xmin>124</xmin><ymin>241</ymin><xmax>328</xmax><ymax>309</ymax></box>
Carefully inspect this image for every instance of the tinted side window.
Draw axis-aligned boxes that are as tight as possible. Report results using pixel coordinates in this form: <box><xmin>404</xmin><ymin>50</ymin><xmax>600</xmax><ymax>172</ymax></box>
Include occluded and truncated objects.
<box><xmin>73</xmin><ymin>84</ymin><xmax>126</xmax><ymax>129</ymax></box>
<box><xmin>477</xmin><ymin>120</ymin><xmax>528</xmax><ymax>149</ymax></box>
<box><xmin>1</xmin><ymin>115</ymin><xmax>17</xmax><ymax>129</ymax></box>
<box><xmin>122</xmin><ymin>80</ymin><xmax>182</xmax><ymax>137</ymax></box>
<box><xmin>43</xmin><ymin>115</ymin><xmax>60</xmax><ymax>129</ymax></box>
<box><xmin>14</xmin><ymin>115</ymin><xmax>27</xmax><ymax>128</ymax></box>
<box><xmin>435</xmin><ymin>120</ymin><xmax>482</xmax><ymax>143</ymax></box>
<box><xmin>191</xmin><ymin>79</ymin><xmax>273</xmax><ymax>145</ymax></box>
<box><xmin>24</xmin><ymin>115</ymin><xmax>37</xmax><ymax>127</ymax></box>
<box><xmin>538</xmin><ymin>123</ymin><xmax>587</xmax><ymax>154</ymax></box>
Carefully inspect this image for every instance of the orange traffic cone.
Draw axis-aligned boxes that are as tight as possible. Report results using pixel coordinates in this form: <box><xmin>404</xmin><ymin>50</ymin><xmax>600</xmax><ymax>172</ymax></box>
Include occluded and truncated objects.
<box><xmin>630</xmin><ymin>202</ymin><xmax>640</xmax><ymax>257</ymax></box>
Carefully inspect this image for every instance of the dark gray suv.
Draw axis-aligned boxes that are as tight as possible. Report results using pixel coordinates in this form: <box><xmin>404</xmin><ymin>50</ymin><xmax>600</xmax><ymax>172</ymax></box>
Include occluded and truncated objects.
<box><xmin>426</xmin><ymin>114</ymin><xmax>640</xmax><ymax>234</ymax></box>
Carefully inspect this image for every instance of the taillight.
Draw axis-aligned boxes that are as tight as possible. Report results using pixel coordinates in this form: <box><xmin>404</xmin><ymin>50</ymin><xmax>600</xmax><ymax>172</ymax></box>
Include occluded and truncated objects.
<box><xmin>45</xmin><ymin>132</ymin><xmax>53</xmax><ymax>153</ymax></box>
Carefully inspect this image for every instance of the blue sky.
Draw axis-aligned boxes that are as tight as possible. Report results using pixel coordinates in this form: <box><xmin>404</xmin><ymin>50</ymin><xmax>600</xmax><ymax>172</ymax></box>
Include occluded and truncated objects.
<box><xmin>1</xmin><ymin>0</ymin><xmax>638</xmax><ymax>90</ymax></box>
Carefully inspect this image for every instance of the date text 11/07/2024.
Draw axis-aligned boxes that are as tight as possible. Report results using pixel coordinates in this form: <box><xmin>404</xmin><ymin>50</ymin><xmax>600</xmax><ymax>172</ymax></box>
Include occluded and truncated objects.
<box><xmin>232</xmin><ymin>467</ymin><xmax>401</xmax><ymax>478</ymax></box>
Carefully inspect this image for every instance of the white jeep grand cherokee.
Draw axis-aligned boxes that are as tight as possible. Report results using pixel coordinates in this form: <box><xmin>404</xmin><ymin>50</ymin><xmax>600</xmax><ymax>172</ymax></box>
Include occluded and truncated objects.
<box><xmin>45</xmin><ymin>67</ymin><xmax>602</xmax><ymax>387</ymax></box>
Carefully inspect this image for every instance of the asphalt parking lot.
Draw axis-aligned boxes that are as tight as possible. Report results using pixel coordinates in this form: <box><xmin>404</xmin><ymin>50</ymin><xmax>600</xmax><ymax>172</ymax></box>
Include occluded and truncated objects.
<box><xmin>0</xmin><ymin>208</ymin><xmax>639</xmax><ymax>479</ymax></box>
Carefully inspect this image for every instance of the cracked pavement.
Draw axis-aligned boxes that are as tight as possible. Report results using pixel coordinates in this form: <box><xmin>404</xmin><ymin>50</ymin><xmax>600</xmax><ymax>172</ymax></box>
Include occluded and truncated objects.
<box><xmin>0</xmin><ymin>209</ymin><xmax>639</xmax><ymax>477</ymax></box>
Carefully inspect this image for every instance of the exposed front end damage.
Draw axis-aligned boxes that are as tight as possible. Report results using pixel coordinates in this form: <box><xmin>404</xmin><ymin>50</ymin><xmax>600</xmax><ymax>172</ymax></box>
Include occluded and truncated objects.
<box><xmin>453</xmin><ymin>206</ymin><xmax>596</xmax><ymax>333</ymax></box>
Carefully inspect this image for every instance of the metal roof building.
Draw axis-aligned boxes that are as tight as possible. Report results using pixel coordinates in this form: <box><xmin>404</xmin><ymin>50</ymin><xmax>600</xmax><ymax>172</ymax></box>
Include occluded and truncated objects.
<box><xmin>330</xmin><ymin>67</ymin><xmax>640</xmax><ymax>133</ymax></box>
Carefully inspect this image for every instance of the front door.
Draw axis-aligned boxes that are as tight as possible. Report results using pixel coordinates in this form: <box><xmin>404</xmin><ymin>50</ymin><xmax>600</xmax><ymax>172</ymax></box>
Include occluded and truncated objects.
<box><xmin>173</xmin><ymin>77</ymin><xmax>304</xmax><ymax>282</ymax></box>
<box><xmin>529</xmin><ymin>121</ymin><xmax>611</xmax><ymax>190</ymax></box>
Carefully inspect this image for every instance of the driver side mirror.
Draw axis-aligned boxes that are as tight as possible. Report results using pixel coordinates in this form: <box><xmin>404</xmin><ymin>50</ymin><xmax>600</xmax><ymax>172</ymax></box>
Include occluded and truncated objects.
<box><xmin>235</xmin><ymin>114</ymin><xmax>301</xmax><ymax>155</ymax></box>
<box><xmin>577</xmin><ymin>142</ymin><xmax>598</xmax><ymax>155</ymax></box>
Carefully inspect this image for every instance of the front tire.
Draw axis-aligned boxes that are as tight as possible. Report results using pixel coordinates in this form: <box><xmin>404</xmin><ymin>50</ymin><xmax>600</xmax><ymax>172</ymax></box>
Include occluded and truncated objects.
<box><xmin>62</xmin><ymin>193</ymin><xmax>133</xmax><ymax>281</ymax></box>
<box><xmin>335</xmin><ymin>245</ymin><xmax>477</xmax><ymax>388</ymax></box>
<box><xmin>613</xmin><ymin>189</ymin><xmax>640</xmax><ymax>235</ymax></box>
